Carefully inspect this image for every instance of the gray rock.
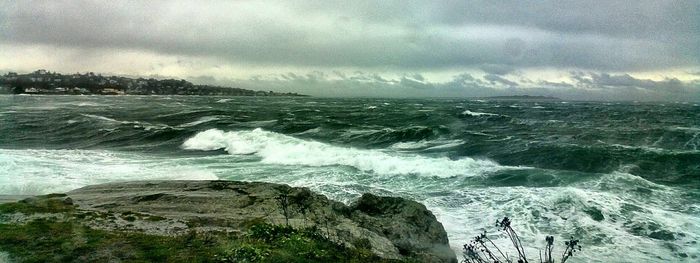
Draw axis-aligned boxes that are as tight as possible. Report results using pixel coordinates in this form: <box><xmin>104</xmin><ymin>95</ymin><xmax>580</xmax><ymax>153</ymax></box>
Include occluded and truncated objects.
<box><xmin>351</xmin><ymin>193</ymin><xmax>456</xmax><ymax>263</ymax></box>
<box><xmin>66</xmin><ymin>180</ymin><xmax>457</xmax><ymax>262</ymax></box>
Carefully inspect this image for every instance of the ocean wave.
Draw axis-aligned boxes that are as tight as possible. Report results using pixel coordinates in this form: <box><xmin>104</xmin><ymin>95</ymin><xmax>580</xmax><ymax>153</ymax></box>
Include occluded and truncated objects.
<box><xmin>182</xmin><ymin>128</ymin><xmax>504</xmax><ymax>178</ymax></box>
<box><xmin>178</xmin><ymin>116</ymin><xmax>222</xmax><ymax>128</ymax></box>
<box><xmin>339</xmin><ymin>126</ymin><xmax>445</xmax><ymax>144</ymax></box>
<box><xmin>0</xmin><ymin>149</ymin><xmax>219</xmax><ymax>195</ymax></box>
<box><xmin>293</xmin><ymin>127</ymin><xmax>323</xmax><ymax>135</ymax></box>
<box><xmin>669</xmin><ymin>126</ymin><xmax>700</xmax><ymax>133</ymax></box>
<box><xmin>389</xmin><ymin>139</ymin><xmax>464</xmax><ymax>151</ymax></box>
<box><xmin>81</xmin><ymin>113</ymin><xmax>119</xmax><ymax>122</ymax></box>
<box><xmin>81</xmin><ymin>114</ymin><xmax>174</xmax><ymax>131</ymax></box>
<box><xmin>603</xmin><ymin>142</ymin><xmax>699</xmax><ymax>154</ymax></box>
<box><xmin>461</xmin><ymin>110</ymin><xmax>503</xmax><ymax>117</ymax></box>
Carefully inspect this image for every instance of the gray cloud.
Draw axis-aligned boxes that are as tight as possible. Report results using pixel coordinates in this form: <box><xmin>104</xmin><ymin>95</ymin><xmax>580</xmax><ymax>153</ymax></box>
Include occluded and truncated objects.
<box><xmin>567</xmin><ymin>72</ymin><xmax>696</xmax><ymax>98</ymax></box>
<box><xmin>480</xmin><ymin>64</ymin><xmax>515</xmax><ymax>75</ymax></box>
<box><xmin>484</xmin><ymin>74</ymin><xmax>519</xmax><ymax>87</ymax></box>
<box><xmin>1</xmin><ymin>0</ymin><xmax>697</xmax><ymax>71</ymax></box>
<box><xmin>1</xmin><ymin>0</ymin><xmax>698</xmax><ymax>101</ymax></box>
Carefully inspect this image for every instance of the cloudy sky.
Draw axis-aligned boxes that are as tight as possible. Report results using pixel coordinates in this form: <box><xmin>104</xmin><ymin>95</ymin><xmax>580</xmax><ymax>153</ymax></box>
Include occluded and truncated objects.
<box><xmin>1</xmin><ymin>0</ymin><xmax>698</xmax><ymax>100</ymax></box>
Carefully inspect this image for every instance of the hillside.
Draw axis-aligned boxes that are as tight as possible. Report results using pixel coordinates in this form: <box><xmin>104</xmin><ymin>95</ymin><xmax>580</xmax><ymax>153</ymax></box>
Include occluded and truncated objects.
<box><xmin>0</xmin><ymin>70</ymin><xmax>306</xmax><ymax>96</ymax></box>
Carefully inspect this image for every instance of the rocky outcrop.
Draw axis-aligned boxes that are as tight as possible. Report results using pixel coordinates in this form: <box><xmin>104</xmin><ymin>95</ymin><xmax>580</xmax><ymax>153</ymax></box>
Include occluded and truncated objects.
<box><xmin>351</xmin><ymin>194</ymin><xmax>456</xmax><ymax>263</ymax></box>
<box><xmin>65</xmin><ymin>180</ymin><xmax>456</xmax><ymax>263</ymax></box>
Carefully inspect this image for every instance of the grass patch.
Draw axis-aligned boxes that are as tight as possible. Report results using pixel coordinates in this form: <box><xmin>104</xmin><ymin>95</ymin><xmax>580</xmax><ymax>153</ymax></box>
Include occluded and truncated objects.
<box><xmin>0</xmin><ymin>220</ymin><xmax>407</xmax><ymax>263</ymax></box>
<box><xmin>0</xmin><ymin>200</ymin><xmax>410</xmax><ymax>263</ymax></box>
<box><xmin>0</xmin><ymin>219</ymin><xmax>221</xmax><ymax>262</ymax></box>
<box><xmin>0</xmin><ymin>195</ymin><xmax>74</xmax><ymax>215</ymax></box>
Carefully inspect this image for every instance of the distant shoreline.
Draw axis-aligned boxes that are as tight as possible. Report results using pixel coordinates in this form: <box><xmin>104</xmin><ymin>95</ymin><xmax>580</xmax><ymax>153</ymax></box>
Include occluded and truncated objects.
<box><xmin>0</xmin><ymin>69</ymin><xmax>308</xmax><ymax>97</ymax></box>
<box><xmin>477</xmin><ymin>95</ymin><xmax>560</xmax><ymax>100</ymax></box>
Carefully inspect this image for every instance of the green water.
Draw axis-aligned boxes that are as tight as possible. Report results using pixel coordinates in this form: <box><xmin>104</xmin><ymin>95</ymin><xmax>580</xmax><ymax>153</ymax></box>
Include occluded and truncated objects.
<box><xmin>1</xmin><ymin>95</ymin><xmax>698</xmax><ymax>261</ymax></box>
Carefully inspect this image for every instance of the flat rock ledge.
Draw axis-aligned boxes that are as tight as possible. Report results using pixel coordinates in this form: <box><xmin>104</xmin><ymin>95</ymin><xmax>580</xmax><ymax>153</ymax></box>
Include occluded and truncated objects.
<box><xmin>62</xmin><ymin>180</ymin><xmax>457</xmax><ymax>263</ymax></box>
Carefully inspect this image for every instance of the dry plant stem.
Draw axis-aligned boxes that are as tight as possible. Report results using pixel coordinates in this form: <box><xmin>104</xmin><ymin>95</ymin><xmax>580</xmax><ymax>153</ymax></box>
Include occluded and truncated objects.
<box><xmin>463</xmin><ymin>217</ymin><xmax>581</xmax><ymax>263</ymax></box>
<box><xmin>485</xmin><ymin>236</ymin><xmax>510</xmax><ymax>262</ymax></box>
<box><xmin>504</xmin><ymin>226</ymin><xmax>528</xmax><ymax>263</ymax></box>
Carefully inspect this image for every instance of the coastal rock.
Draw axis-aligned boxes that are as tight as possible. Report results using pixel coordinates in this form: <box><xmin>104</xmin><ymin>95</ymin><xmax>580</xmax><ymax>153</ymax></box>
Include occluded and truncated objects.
<box><xmin>66</xmin><ymin>180</ymin><xmax>457</xmax><ymax>262</ymax></box>
<box><xmin>351</xmin><ymin>193</ymin><xmax>455</xmax><ymax>263</ymax></box>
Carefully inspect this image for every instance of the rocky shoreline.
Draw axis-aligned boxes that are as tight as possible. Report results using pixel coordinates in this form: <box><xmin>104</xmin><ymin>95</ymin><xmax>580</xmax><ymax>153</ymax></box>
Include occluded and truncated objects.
<box><xmin>0</xmin><ymin>180</ymin><xmax>457</xmax><ymax>262</ymax></box>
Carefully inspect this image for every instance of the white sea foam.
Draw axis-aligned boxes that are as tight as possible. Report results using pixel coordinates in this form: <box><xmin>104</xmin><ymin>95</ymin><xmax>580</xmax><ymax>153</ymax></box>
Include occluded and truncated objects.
<box><xmin>81</xmin><ymin>114</ymin><xmax>173</xmax><ymax>131</ymax></box>
<box><xmin>182</xmin><ymin>128</ymin><xmax>504</xmax><ymax>178</ymax></box>
<box><xmin>423</xmin><ymin>171</ymin><xmax>699</xmax><ymax>262</ymax></box>
<box><xmin>81</xmin><ymin>113</ymin><xmax>119</xmax><ymax>122</ymax></box>
<box><xmin>461</xmin><ymin>110</ymin><xmax>500</xmax><ymax>117</ymax></box>
<box><xmin>178</xmin><ymin>116</ymin><xmax>221</xmax><ymax>127</ymax></box>
<box><xmin>604</xmin><ymin>142</ymin><xmax>699</xmax><ymax>154</ymax></box>
<box><xmin>389</xmin><ymin>141</ymin><xmax>433</xmax><ymax>150</ymax></box>
<box><xmin>0</xmin><ymin>149</ymin><xmax>218</xmax><ymax>195</ymax></box>
<box><xmin>75</xmin><ymin>102</ymin><xmax>105</xmax><ymax>107</ymax></box>
<box><xmin>669</xmin><ymin>126</ymin><xmax>700</xmax><ymax>132</ymax></box>
<box><xmin>390</xmin><ymin>139</ymin><xmax>465</xmax><ymax>151</ymax></box>
<box><xmin>293</xmin><ymin>127</ymin><xmax>322</xmax><ymax>135</ymax></box>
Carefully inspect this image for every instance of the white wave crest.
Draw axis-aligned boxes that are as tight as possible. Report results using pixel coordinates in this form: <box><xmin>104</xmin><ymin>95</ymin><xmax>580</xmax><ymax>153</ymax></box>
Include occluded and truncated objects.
<box><xmin>178</xmin><ymin>116</ymin><xmax>221</xmax><ymax>127</ymax></box>
<box><xmin>81</xmin><ymin>114</ymin><xmax>173</xmax><ymax>131</ymax></box>
<box><xmin>461</xmin><ymin>110</ymin><xmax>500</xmax><ymax>117</ymax></box>
<box><xmin>182</xmin><ymin>128</ymin><xmax>504</xmax><ymax>177</ymax></box>
<box><xmin>390</xmin><ymin>139</ymin><xmax>465</xmax><ymax>151</ymax></box>
<box><xmin>81</xmin><ymin>113</ymin><xmax>119</xmax><ymax>122</ymax></box>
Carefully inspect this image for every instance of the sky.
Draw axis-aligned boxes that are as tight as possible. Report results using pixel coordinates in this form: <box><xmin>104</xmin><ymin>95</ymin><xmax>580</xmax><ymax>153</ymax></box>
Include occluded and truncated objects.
<box><xmin>1</xmin><ymin>0</ymin><xmax>699</xmax><ymax>100</ymax></box>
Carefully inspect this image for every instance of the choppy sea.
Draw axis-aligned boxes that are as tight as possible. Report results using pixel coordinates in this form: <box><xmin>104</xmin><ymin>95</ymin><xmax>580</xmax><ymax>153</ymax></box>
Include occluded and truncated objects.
<box><xmin>1</xmin><ymin>95</ymin><xmax>698</xmax><ymax>261</ymax></box>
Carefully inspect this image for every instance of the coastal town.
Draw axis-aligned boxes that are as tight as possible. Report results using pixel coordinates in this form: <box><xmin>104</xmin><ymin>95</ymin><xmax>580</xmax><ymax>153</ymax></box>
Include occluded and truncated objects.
<box><xmin>0</xmin><ymin>70</ymin><xmax>305</xmax><ymax>96</ymax></box>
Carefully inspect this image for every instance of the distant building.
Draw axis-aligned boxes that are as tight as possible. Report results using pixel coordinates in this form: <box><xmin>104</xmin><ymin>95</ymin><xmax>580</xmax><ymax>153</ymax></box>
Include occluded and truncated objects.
<box><xmin>102</xmin><ymin>88</ymin><xmax>125</xmax><ymax>95</ymax></box>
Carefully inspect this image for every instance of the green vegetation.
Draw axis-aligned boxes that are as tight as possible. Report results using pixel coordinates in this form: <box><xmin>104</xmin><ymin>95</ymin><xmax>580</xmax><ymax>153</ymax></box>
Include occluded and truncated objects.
<box><xmin>0</xmin><ymin>195</ymin><xmax>408</xmax><ymax>262</ymax></box>
<box><xmin>0</xmin><ymin>70</ymin><xmax>307</xmax><ymax>96</ymax></box>
<box><xmin>0</xmin><ymin>194</ymin><xmax>73</xmax><ymax>214</ymax></box>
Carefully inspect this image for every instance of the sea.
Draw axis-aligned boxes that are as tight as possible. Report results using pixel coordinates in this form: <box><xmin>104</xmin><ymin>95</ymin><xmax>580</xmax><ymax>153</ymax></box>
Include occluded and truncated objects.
<box><xmin>1</xmin><ymin>95</ymin><xmax>698</xmax><ymax>262</ymax></box>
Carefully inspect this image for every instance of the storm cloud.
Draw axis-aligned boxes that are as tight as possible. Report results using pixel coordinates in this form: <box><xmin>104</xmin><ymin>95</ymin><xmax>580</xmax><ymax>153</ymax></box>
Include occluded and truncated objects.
<box><xmin>0</xmin><ymin>0</ymin><xmax>698</xmax><ymax>100</ymax></box>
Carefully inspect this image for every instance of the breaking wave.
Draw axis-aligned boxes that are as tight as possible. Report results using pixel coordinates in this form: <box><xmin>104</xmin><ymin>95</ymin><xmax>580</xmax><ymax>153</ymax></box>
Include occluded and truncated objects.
<box><xmin>182</xmin><ymin>128</ymin><xmax>506</xmax><ymax>178</ymax></box>
<box><xmin>461</xmin><ymin>110</ymin><xmax>505</xmax><ymax>117</ymax></box>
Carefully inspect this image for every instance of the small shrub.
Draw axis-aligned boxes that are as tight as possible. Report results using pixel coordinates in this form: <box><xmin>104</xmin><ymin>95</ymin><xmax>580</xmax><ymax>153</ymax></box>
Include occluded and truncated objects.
<box><xmin>248</xmin><ymin>223</ymin><xmax>295</xmax><ymax>242</ymax></box>
<box><xmin>353</xmin><ymin>238</ymin><xmax>373</xmax><ymax>250</ymax></box>
<box><xmin>275</xmin><ymin>188</ymin><xmax>293</xmax><ymax>226</ymax></box>
<box><xmin>275</xmin><ymin>187</ymin><xmax>314</xmax><ymax>227</ymax></box>
<box><xmin>216</xmin><ymin>244</ymin><xmax>270</xmax><ymax>263</ymax></box>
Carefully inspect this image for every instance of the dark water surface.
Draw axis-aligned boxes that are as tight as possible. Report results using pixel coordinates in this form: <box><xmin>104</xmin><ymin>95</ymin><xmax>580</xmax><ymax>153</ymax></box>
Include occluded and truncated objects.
<box><xmin>1</xmin><ymin>95</ymin><xmax>698</xmax><ymax>261</ymax></box>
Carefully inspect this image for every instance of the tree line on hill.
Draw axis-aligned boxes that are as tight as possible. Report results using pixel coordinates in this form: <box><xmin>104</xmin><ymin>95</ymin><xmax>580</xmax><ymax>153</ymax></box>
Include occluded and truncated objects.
<box><xmin>0</xmin><ymin>70</ymin><xmax>305</xmax><ymax>96</ymax></box>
